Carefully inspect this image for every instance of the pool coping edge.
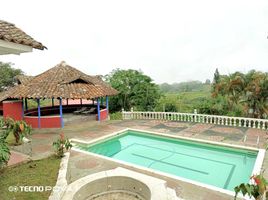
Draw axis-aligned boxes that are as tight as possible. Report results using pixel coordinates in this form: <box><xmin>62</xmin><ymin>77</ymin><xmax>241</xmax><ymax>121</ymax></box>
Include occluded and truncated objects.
<box><xmin>70</xmin><ymin>127</ymin><xmax>265</xmax><ymax>199</ymax></box>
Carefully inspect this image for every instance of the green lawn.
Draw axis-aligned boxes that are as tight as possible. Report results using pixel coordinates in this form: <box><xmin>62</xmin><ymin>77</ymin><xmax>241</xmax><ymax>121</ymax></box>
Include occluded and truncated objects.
<box><xmin>0</xmin><ymin>156</ymin><xmax>61</xmax><ymax>200</ymax></box>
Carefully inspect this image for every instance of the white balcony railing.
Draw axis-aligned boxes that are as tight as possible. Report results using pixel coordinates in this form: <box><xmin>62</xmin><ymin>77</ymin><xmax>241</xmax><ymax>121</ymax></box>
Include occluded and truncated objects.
<box><xmin>122</xmin><ymin>109</ymin><xmax>268</xmax><ymax>130</ymax></box>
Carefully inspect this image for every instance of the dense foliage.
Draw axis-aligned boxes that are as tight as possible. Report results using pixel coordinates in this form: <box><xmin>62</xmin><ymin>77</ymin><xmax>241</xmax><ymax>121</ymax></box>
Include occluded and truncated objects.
<box><xmin>211</xmin><ymin>70</ymin><xmax>268</xmax><ymax>118</ymax></box>
<box><xmin>0</xmin><ymin>118</ymin><xmax>32</xmax><ymax>144</ymax></box>
<box><xmin>0</xmin><ymin>130</ymin><xmax>10</xmax><ymax>169</ymax></box>
<box><xmin>234</xmin><ymin>174</ymin><xmax>267</xmax><ymax>200</ymax></box>
<box><xmin>0</xmin><ymin>62</ymin><xmax>23</xmax><ymax>92</ymax></box>
<box><xmin>155</xmin><ymin>69</ymin><xmax>267</xmax><ymax>119</ymax></box>
<box><xmin>106</xmin><ymin>69</ymin><xmax>161</xmax><ymax>112</ymax></box>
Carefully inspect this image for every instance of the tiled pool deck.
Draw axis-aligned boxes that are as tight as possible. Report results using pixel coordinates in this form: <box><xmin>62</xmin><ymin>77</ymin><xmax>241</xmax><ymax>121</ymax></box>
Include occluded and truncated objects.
<box><xmin>10</xmin><ymin>118</ymin><xmax>268</xmax><ymax>200</ymax></box>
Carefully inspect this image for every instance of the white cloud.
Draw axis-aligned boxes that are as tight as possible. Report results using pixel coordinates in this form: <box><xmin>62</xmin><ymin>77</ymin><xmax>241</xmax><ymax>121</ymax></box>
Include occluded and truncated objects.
<box><xmin>1</xmin><ymin>0</ymin><xmax>268</xmax><ymax>83</ymax></box>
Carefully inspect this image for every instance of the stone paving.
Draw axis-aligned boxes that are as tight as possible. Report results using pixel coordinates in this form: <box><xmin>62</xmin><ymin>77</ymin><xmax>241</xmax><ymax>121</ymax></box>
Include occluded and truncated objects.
<box><xmin>8</xmin><ymin>118</ymin><xmax>268</xmax><ymax>200</ymax></box>
<box><xmin>7</xmin><ymin>150</ymin><xmax>29</xmax><ymax>166</ymax></box>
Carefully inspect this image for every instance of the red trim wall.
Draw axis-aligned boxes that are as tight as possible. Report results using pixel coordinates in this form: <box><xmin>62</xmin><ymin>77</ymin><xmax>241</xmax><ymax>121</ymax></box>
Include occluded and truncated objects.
<box><xmin>96</xmin><ymin>109</ymin><xmax>108</xmax><ymax>121</ymax></box>
<box><xmin>24</xmin><ymin>116</ymin><xmax>61</xmax><ymax>128</ymax></box>
<box><xmin>3</xmin><ymin>101</ymin><xmax>23</xmax><ymax>121</ymax></box>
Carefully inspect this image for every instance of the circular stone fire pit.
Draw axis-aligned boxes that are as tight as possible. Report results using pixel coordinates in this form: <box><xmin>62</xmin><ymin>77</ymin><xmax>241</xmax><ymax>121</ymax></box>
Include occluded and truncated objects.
<box><xmin>72</xmin><ymin>176</ymin><xmax>150</xmax><ymax>200</ymax></box>
<box><xmin>61</xmin><ymin>167</ymin><xmax>180</xmax><ymax>200</ymax></box>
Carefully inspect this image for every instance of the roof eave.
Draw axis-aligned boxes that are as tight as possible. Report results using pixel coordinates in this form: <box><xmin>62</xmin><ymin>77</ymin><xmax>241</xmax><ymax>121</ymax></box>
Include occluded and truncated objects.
<box><xmin>0</xmin><ymin>40</ymin><xmax>47</xmax><ymax>55</ymax></box>
<box><xmin>0</xmin><ymin>39</ymin><xmax>33</xmax><ymax>55</ymax></box>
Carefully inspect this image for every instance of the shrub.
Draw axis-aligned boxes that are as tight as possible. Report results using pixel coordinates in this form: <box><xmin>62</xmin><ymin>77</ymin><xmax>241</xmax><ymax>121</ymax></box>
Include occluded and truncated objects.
<box><xmin>0</xmin><ymin>131</ymin><xmax>10</xmax><ymax>169</ymax></box>
<box><xmin>164</xmin><ymin>103</ymin><xmax>177</xmax><ymax>112</ymax></box>
<box><xmin>0</xmin><ymin>140</ymin><xmax>10</xmax><ymax>169</ymax></box>
<box><xmin>52</xmin><ymin>133</ymin><xmax>72</xmax><ymax>158</ymax></box>
<box><xmin>110</xmin><ymin>112</ymin><xmax>123</xmax><ymax>120</ymax></box>
<box><xmin>234</xmin><ymin>174</ymin><xmax>267</xmax><ymax>200</ymax></box>
<box><xmin>0</xmin><ymin>118</ymin><xmax>32</xmax><ymax>144</ymax></box>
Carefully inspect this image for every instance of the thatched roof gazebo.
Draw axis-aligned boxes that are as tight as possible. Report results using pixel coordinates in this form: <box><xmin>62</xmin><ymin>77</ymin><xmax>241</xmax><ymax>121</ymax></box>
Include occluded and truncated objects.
<box><xmin>0</xmin><ymin>61</ymin><xmax>118</xmax><ymax>128</ymax></box>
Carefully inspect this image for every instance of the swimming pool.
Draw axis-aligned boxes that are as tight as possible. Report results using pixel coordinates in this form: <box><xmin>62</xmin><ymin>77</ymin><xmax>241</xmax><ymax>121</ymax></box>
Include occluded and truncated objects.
<box><xmin>74</xmin><ymin>129</ymin><xmax>265</xmax><ymax>194</ymax></box>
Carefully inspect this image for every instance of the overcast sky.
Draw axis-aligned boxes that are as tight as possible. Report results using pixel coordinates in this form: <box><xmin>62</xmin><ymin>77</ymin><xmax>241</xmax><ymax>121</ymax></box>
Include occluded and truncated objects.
<box><xmin>1</xmin><ymin>0</ymin><xmax>268</xmax><ymax>84</ymax></box>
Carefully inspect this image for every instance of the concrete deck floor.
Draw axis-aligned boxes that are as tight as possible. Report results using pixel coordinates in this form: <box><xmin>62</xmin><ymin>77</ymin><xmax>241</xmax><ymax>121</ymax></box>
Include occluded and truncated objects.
<box><xmin>8</xmin><ymin>118</ymin><xmax>268</xmax><ymax>200</ymax></box>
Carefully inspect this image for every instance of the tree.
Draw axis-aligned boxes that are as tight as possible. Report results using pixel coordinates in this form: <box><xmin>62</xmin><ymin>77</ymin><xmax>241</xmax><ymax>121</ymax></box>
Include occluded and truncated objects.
<box><xmin>205</xmin><ymin>79</ymin><xmax>211</xmax><ymax>84</ymax></box>
<box><xmin>0</xmin><ymin>62</ymin><xmax>23</xmax><ymax>91</ymax></box>
<box><xmin>242</xmin><ymin>71</ymin><xmax>268</xmax><ymax>118</ymax></box>
<box><xmin>210</xmin><ymin>70</ymin><xmax>267</xmax><ymax>118</ymax></box>
<box><xmin>222</xmin><ymin>72</ymin><xmax>245</xmax><ymax>110</ymax></box>
<box><xmin>212</xmin><ymin>68</ymin><xmax>220</xmax><ymax>94</ymax></box>
<box><xmin>105</xmin><ymin>69</ymin><xmax>161</xmax><ymax>112</ymax></box>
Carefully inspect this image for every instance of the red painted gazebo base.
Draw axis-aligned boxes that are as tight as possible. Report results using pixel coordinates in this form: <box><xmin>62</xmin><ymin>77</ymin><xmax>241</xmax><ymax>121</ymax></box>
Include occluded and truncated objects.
<box><xmin>24</xmin><ymin>116</ymin><xmax>61</xmax><ymax>128</ymax></box>
<box><xmin>2</xmin><ymin>100</ymin><xmax>108</xmax><ymax>128</ymax></box>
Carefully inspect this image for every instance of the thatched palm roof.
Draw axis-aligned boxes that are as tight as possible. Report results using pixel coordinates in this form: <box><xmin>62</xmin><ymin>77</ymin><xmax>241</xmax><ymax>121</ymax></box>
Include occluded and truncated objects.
<box><xmin>0</xmin><ymin>61</ymin><xmax>118</xmax><ymax>101</ymax></box>
<box><xmin>0</xmin><ymin>20</ymin><xmax>46</xmax><ymax>50</ymax></box>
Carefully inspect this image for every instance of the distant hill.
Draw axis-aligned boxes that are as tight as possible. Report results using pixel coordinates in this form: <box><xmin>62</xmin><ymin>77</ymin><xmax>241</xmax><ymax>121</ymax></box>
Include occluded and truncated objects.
<box><xmin>159</xmin><ymin>81</ymin><xmax>211</xmax><ymax>93</ymax></box>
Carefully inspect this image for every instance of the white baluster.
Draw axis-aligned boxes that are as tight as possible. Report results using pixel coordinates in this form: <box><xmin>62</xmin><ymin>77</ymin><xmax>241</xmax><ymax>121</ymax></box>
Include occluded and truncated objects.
<box><xmin>248</xmin><ymin>120</ymin><xmax>251</xmax><ymax>128</ymax></box>
<box><xmin>262</xmin><ymin>121</ymin><xmax>266</xmax><ymax>130</ymax></box>
<box><xmin>252</xmin><ymin>120</ymin><xmax>256</xmax><ymax>128</ymax></box>
<box><xmin>220</xmin><ymin>117</ymin><xmax>223</xmax><ymax>125</ymax></box>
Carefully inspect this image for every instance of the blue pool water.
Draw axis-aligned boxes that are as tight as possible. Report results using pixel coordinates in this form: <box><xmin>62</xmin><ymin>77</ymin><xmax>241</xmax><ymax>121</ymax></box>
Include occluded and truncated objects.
<box><xmin>78</xmin><ymin>130</ymin><xmax>257</xmax><ymax>191</ymax></box>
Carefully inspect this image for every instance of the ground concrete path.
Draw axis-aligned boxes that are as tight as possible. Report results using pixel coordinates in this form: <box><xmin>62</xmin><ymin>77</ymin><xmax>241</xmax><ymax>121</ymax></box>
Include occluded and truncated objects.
<box><xmin>8</xmin><ymin>150</ymin><xmax>29</xmax><ymax>166</ymax></box>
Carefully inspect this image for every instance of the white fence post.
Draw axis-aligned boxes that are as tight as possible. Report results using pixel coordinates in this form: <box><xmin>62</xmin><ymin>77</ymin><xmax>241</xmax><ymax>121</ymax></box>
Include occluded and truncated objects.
<box><xmin>122</xmin><ymin>108</ymin><xmax>124</xmax><ymax>119</ymax></box>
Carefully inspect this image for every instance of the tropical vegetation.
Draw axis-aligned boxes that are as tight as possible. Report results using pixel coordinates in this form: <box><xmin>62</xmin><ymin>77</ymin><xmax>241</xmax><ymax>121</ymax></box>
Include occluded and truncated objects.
<box><xmin>0</xmin><ymin>118</ymin><xmax>32</xmax><ymax>144</ymax></box>
<box><xmin>52</xmin><ymin>133</ymin><xmax>72</xmax><ymax>158</ymax></box>
<box><xmin>104</xmin><ymin>67</ymin><xmax>267</xmax><ymax>119</ymax></box>
<box><xmin>210</xmin><ymin>69</ymin><xmax>268</xmax><ymax>119</ymax></box>
<box><xmin>234</xmin><ymin>174</ymin><xmax>267</xmax><ymax>200</ymax></box>
<box><xmin>0</xmin><ymin>62</ymin><xmax>23</xmax><ymax>92</ymax></box>
<box><xmin>106</xmin><ymin>69</ymin><xmax>161</xmax><ymax>112</ymax></box>
<box><xmin>0</xmin><ymin>118</ymin><xmax>32</xmax><ymax>169</ymax></box>
<box><xmin>0</xmin><ymin>130</ymin><xmax>10</xmax><ymax>169</ymax></box>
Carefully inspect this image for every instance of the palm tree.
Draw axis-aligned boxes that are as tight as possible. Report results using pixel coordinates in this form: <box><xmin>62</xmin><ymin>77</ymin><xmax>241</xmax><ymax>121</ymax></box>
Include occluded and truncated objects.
<box><xmin>243</xmin><ymin>71</ymin><xmax>268</xmax><ymax>118</ymax></box>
